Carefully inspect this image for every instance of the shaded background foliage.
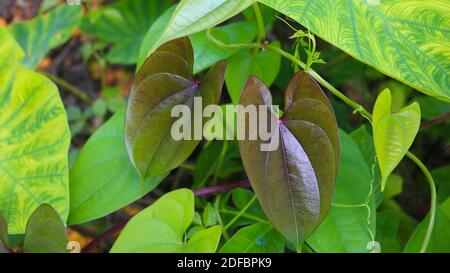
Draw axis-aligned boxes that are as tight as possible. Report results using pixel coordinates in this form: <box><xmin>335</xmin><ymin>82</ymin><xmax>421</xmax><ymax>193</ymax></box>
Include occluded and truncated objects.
<box><xmin>0</xmin><ymin>0</ymin><xmax>449</xmax><ymax>253</ymax></box>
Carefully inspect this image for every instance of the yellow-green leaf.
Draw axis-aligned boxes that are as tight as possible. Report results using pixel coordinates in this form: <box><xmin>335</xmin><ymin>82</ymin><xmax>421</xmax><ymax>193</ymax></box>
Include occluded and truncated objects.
<box><xmin>260</xmin><ymin>0</ymin><xmax>450</xmax><ymax>102</ymax></box>
<box><xmin>0</xmin><ymin>28</ymin><xmax>70</xmax><ymax>234</ymax></box>
<box><xmin>373</xmin><ymin>89</ymin><xmax>420</xmax><ymax>190</ymax></box>
<box><xmin>111</xmin><ymin>189</ymin><xmax>221</xmax><ymax>253</ymax></box>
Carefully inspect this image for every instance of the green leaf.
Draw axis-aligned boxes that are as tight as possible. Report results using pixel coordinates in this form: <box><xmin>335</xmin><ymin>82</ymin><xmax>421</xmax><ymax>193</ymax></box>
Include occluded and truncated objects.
<box><xmin>383</xmin><ymin>174</ymin><xmax>403</xmax><ymax>200</ymax></box>
<box><xmin>110</xmin><ymin>189</ymin><xmax>221</xmax><ymax>253</ymax></box>
<box><xmin>260</xmin><ymin>0</ymin><xmax>450</xmax><ymax>102</ymax></box>
<box><xmin>8</xmin><ymin>5</ymin><xmax>82</xmax><ymax>68</ymax></box>
<box><xmin>432</xmin><ymin>165</ymin><xmax>450</xmax><ymax>203</ymax></box>
<box><xmin>375</xmin><ymin>211</ymin><xmax>401</xmax><ymax>252</ymax></box>
<box><xmin>414</xmin><ymin>96</ymin><xmax>450</xmax><ymax>119</ymax></box>
<box><xmin>239</xmin><ymin>73</ymin><xmax>339</xmax><ymax>250</ymax></box>
<box><xmin>202</xmin><ymin>204</ymin><xmax>217</xmax><ymax>227</ymax></box>
<box><xmin>307</xmin><ymin>130</ymin><xmax>376</xmax><ymax>253</ymax></box>
<box><xmin>191</xmin><ymin>21</ymin><xmax>258</xmax><ymax>74</ymax></box>
<box><xmin>221</xmin><ymin>223</ymin><xmax>285</xmax><ymax>253</ymax></box>
<box><xmin>68</xmin><ymin>108</ymin><xmax>166</xmax><ymax>225</ymax></box>
<box><xmin>373</xmin><ymin>88</ymin><xmax>421</xmax><ymax>191</ymax></box>
<box><xmin>125</xmin><ymin>38</ymin><xmax>226</xmax><ymax>179</ymax></box>
<box><xmin>151</xmin><ymin>0</ymin><xmax>256</xmax><ymax>53</ymax></box>
<box><xmin>92</xmin><ymin>99</ymin><xmax>107</xmax><ymax>118</ymax></box>
<box><xmin>350</xmin><ymin>125</ymin><xmax>383</xmax><ymax>207</ymax></box>
<box><xmin>23</xmin><ymin>204</ymin><xmax>68</xmax><ymax>253</ymax></box>
<box><xmin>81</xmin><ymin>0</ymin><xmax>172</xmax><ymax>64</ymax></box>
<box><xmin>226</xmin><ymin>41</ymin><xmax>281</xmax><ymax>104</ymax></box>
<box><xmin>0</xmin><ymin>215</ymin><xmax>9</xmax><ymax>253</ymax></box>
<box><xmin>0</xmin><ymin>28</ymin><xmax>70</xmax><ymax>234</ymax></box>
<box><xmin>404</xmin><ymin>207</ymin><xmax>450</xmax><ymax>253</ymax></box>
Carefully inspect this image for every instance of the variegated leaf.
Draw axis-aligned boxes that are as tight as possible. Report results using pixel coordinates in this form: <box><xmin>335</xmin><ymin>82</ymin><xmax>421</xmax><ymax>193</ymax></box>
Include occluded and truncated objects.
<box><xmin>260</xmin><ymin>0</ymin><xmax>450</xmax><ymax>102</ymax></box>
<box><xmin>0</xmin><ymin>28</ymin><xmax>70</xmax><ymax>234</ymax></box>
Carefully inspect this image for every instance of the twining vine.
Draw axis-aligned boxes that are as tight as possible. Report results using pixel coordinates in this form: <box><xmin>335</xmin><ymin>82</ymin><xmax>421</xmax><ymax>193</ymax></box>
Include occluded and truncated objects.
<box><xmin>206</xmin><ymin>3</ymin><xmax>437</xmax><ymax>253</ymax></box>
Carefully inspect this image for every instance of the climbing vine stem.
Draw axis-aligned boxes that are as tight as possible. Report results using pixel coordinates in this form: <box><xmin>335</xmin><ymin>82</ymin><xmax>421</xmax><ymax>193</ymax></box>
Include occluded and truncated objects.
<box><xmin>206</xmin><ymin>17</ymin><xmax>437</xmax><ymax>252</ymax></box>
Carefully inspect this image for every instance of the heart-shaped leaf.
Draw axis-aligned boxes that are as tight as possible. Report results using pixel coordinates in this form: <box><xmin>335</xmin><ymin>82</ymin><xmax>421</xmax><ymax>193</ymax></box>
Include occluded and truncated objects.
<box><xmin>373</xmin><ymin>88</ymin><xmax>421</xmax><ymax>191</ymax></box>
<box><xmin>23</xmin><ymin>204</ymin><xmax>68</xmax><ymax>253</ymax></box>
<box><xmin>238</xmin><ymin>72</ymin><xmax>339</xmax><ymax>250</ymax></box>
<box><xmin>226</xmin><ymin>42</ymin><xmax>281</xmax><ymax>104</ymax></box>
<box><xmin>110</xmin><ymin>189</ymin><xmax>221</xmax><ymax>253</ymax></box>
<box><xmin>125</xmin><ymin>37</ymin><xmax>226</xmax><ymax>179</ymax></box>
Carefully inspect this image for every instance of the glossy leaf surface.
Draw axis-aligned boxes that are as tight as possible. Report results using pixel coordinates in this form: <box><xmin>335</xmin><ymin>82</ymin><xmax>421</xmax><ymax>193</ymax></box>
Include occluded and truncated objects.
<box><xmin>150</xmin><ymin>0</ymin><xmax>256</xmax><ymax>52</ymax></box>
<box><xmin>111</xmin><ymin>189</ymin><xmax>221</xmax><ymax>253</ymax></box>
<box><xmin>125</xmin><ymin>37</ymin><xmax>226</xmax><ymax>179</ymax></box>
<box><xmin>68</xmin><ymin>109</ymin><xmax>166</xmax><ymax>225</ymax></box>
<box><xmin>260</xmin><ymin>0</ymin><xmax>450</xmax><ymax>102</ymax></box>
<box><xmin>404</xmin><ymin>207</ymin><xmax>450</xmax><ymax>253</ymax></box>
<box><xmin>220</xmin><ymin>223</ymin><xmax>285</xmax><ymax>253</ymax></box>
<box><xmin>373</xmin><ymin>89</ymin><xmax>421</xmax><ymax>190</ymax></box>
<box><xmin>23</xmin><ymin>204</ymin><xmax>68</xmax><ymax>253</ymax></box>
<box><xmin>8</xmin><ymin>5</ymin><xmax>82</xmax><ymax>68</ymax></box>
<box><xmin>239</xmin><ymin>72</ymin><xmax>339</xmax><ymax>250</ymax></box>
<box><xmin>0</xmin><ymin>29</ymin><xmax>70</xmax><ymax>234</ymax></box>
<box><xmin>307</xmin><ymin>131</ymin><xmax>376</xmax><ymax>253</ymax></box>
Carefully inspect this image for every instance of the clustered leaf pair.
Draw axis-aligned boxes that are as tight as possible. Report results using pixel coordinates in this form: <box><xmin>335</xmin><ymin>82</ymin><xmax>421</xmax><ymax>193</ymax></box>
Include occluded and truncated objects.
<box><xmin>124</xmin><ymin>37</ymin><xmax>340</xmax><ymax>250</ymax></box>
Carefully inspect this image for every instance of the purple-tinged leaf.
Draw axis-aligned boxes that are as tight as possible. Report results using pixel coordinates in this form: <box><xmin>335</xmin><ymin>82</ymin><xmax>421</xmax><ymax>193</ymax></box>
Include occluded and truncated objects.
<box><xmin>125</xmin><ymin>37</ymin><xmax>226</xmax><ymax>179</ymax></box>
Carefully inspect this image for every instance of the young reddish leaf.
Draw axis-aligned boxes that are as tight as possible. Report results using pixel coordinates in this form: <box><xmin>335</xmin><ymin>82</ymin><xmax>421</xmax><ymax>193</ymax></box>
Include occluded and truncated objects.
<box><xmin>238</xmin><ymin>73</ymin><xmax>339</xmax><ymax>250</ymax></box>
<box><xmin>239</xmin><ymin>76</ymin><xmax>320</xmax><ymax>251</ymax></box>
<box><xmin>125</xmin><ymin>37</ymin><xmax>226</xmax><ymax>179</ymax></box>
<box><xmin>284</xmin><ymin>72</ymin><xmax>339</xmax><ymax>223</ymax></box>
<box><xmin>23</xmin><ymin>204</ymin><xmax>68</xmax><ymax>253</ymax></box>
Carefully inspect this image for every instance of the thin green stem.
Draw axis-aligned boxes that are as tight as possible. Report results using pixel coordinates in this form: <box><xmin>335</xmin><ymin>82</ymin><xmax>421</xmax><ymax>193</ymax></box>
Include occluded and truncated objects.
<box><xmin>211</xmin><ymin>141</ymin><xmax>228</xmax><ymax>185</ymax></box>
<box><xmin>252</xmin><ymin>3</ymin><xmax>266</xmax><ymax>43</ymax></box>
<box><xmin>40</xmin><ymin>70</ymin><xmax>94</xmax><ymax>104</ymax></box>
<box><xmin>214</xmin><ymin>195</ymin><xmax>229</xmax><ymax>240</ymax></box>
<box><xmin>223</xmin><ymin>195</ymin><xmax>257</xmax><ymax>233</ymax></box>
<box><xmin>206</xmin><ymin>28</ymin><xmax>260</xmax><ymax>50</ymax></box>
<box><xmin>406</xmin><ymin>152</ymin><xmax>436</xmax><ymax>253</ymax></box>
<box><xmin>180</xmin><ymin>162</ymin><xmax>195</xmax><ymax>171</ymax></box>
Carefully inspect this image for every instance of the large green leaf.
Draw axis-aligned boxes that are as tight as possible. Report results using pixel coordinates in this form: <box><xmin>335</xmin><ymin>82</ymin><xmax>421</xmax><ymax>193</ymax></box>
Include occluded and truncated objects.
<box><xmin>111</xmin><ymin>189</ymin><xmax>221</xmax><ymax>253</ymax></box>
<box><xmin>138</xmin><ymin>8</ymin><xmax>258</xmax><ymax>73</ymax></box>
<box><xmin>404</xmin><ymin>206</ymin><xmax>450</xmax><ymax>253</ymax></box>
<box><xmin>150</xmin><ymin>0</ymin><xmax>256</xmax><ymax>53</ymax></box>
<box><xmin>125</xmin><ymin>37</ymin><xmax>226</xmax><ymax>179</ymax></box>
<box><xmin>23</xmin><ymin>204</ymin><xmax>68</xmax><ymax>253</ymax></box>
<box><xmin>239</xmin><ymin>73</ymin><xmax>339</xmax><ymax>251</ymax></box>
<box><xmin>68</xmin><ymin>108</ymin><xmax>166</xmax><ymax>225</ymax></box>
<box><xmin>8</xmin><ymin>5</ymin><xmax>82</xmax><ymax>68</ymax></box>
<box><xmin>81</xmin><ymin>0</ymin><xmax>172</xmax><ymax>64</ymax></box>
<box><xmin>226</xmin><ymin>41</ymin><xmax>281</xmax><ymax>104</ymax></box>
<box><xmin>307</xmin><ymin>130</ymin><xmax>376</xmax><ymax>253</ymax></box>
<box><xmin>0</xmin><ymin>28</ymin><xmax>70</xmax><ymax>234</ymax></box>
<box><xmin>220</xmin><ymin>223</ymin><xmax>285</xmax><ymax>253</ymax></box>
<box><xmin>373</xmin><ymin>89</ymin><xmax>421</xmax><ymax>190</ymax></box>
<box><xmin>260</xmin><ymin>0</ymin><xmax>450</xmax><ymax>102</ymax></box>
